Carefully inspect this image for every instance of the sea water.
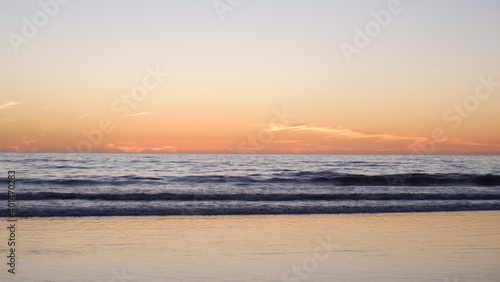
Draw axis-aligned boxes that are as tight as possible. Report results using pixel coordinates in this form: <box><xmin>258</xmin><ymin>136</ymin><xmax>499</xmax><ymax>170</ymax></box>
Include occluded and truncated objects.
<box><xmin>1</xmin><ymin>153</ymin><xmax>499</xmax><ymax>217</ymax></box>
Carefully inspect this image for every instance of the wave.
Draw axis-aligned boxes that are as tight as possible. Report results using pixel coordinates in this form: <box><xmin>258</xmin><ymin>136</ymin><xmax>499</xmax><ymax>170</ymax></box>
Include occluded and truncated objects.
<box><xmin>7</xmin><ymin>202</ymin><xmax>500</xmax><ymax>217</ymax></box>
<box><xmin>22</xmin><ymin>176</ymin><xmax>166</xmax><ymax>186</ymax></box>
<box><xmin>20</xmin><ymin>173</ymin><xmax>500</xmax><ymax>186</ymax></box>
<box><xmin>291</xmin><ymin>172</ymin><xmax>500</xmax><ymax>186</ymax></box>
<box><xmin>7</xmin><ymin>191</ymin><xmax>500</xmax><ymax>201</ymax></box>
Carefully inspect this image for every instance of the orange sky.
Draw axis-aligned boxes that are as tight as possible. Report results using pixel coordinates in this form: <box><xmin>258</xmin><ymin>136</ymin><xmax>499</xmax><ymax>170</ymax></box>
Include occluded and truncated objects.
<box><xmin>1</xmin><ymin>1</ymin><xmax>499</xmax><ymax>154</ymax></box>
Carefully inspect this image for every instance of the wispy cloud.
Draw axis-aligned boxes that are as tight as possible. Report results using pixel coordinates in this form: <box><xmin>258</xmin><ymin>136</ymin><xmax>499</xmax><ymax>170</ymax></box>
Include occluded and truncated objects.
<box><xmin>0</xmin><ymin>101</ymin><xmax>20</xmax><ymax>110</ymax></box>
<box><xmin>107</xmin><ymin>142</ymin><xmax>176</xmax><ymax>153</ymax></box>
<box><xmin>428</xmin><ymin>137</ymin><xmax>500</xmax><ymax>148</ymax></box>
<box><xmin>21</xmin><ymin>136</ymin><xmax>37</xmax><ymax>146</ymax></box>
<box><xmin>8</xmin><ymin>146</ymin><xmax>21</xmax><ymax>152</ymax></box>
<box><xmin>264</xmin><ymin>123</ymin><xmax>500</xmax><ymax>152</ymax></box>
<box><xmin>269</xmin><ymin>124</ymin><xmax>428</xmax><ymax>143</ymax></box>
<box><xmin>129</xmin><ymin>112</ymin><xmax>155</xmax><ymax>117</ymax></box>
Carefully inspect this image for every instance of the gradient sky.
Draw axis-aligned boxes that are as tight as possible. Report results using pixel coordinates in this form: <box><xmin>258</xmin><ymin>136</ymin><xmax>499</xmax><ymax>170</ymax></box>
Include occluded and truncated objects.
<box><xmin>1</xmin><ymin>0</ymin><xmax>499</xmax><ymax>154</ymax></box>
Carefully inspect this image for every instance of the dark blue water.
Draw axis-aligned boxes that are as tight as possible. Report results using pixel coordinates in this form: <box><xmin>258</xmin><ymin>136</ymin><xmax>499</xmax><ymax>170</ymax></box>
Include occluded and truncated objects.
<box><xmin>1</xmin><ymin>153</ymin><xmax>499</xmax><ymax>216</ymax></box>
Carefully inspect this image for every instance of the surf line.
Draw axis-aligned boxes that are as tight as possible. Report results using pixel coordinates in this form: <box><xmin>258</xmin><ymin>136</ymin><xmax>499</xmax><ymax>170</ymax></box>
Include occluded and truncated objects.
<box><xmin>7</xmin><ymin>170</ymin><xmax>17</xmax><ymax>274</ymax></box>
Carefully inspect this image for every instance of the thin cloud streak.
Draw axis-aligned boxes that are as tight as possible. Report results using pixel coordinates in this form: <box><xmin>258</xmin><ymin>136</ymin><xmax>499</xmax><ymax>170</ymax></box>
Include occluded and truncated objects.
<box><xmin>129</xmin><ymin>112</ymin><xmax>155</xmax><ymax>117</ymax></box>
<box><xmin>107</xmin><ymin>142</ymin><xmax>176</xmax><ymax>153</ymax></box>
<box><xmin>270</xmin><ymin>124</ymin><xmax>427</xmax><ymax>142</ymax></box>
<box><xmin>269</xmin><ymin>124</ymin><xmax>500</xmax><ymax>150</ymax></box>
<box><xmin>0</xmin><ymin>101</ymin><xmax>20</xmax><ymax>110</ymax></box>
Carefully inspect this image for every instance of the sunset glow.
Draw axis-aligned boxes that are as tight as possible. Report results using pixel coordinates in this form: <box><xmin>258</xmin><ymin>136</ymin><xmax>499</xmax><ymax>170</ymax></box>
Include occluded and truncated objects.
<box><xmin>1</xmin><ymin>0</ymin><xmax>499</xmax><ymax>154</ymax></box>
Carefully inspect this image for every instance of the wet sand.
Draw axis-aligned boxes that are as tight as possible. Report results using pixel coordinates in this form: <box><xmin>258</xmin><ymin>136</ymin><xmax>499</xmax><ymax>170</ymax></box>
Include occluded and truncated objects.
<box><xmin>2</xmin><ymin>211</ymin><xmax>500</xmax><ymax>281</ymax></box>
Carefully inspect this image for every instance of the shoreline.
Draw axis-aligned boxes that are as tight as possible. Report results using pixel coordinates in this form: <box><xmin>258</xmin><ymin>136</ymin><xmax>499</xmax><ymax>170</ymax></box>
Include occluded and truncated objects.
<box><xmin>5</xmin><ymin>208</ymin><xmax>500</xmax><ymax>219</ymax></box>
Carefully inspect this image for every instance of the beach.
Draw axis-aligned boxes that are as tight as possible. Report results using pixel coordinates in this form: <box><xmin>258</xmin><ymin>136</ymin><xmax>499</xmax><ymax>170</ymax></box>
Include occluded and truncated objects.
<box><xmin>2</xmin><ymin>0</ymin><xmax>500</xmax><ymax>280</ymax></box>
<box><xmin>2</xmin><ymin>211</ymin><xmax>499</xmax><ymax>281</ymax></box>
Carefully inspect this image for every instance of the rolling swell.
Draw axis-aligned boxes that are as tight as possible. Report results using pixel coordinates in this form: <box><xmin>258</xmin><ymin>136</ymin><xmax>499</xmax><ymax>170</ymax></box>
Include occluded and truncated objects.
<box><xmin>20</xmin><ymin>173</ymin><xmax>500</xmax><ymax>186</ymax></box>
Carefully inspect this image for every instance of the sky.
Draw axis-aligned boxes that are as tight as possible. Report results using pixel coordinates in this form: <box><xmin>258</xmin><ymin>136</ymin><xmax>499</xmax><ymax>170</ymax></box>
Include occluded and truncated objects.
<box><xmin>1</xmin><ymin>0</ymin><xmax>499</xmax><ymax>154</ymax></box>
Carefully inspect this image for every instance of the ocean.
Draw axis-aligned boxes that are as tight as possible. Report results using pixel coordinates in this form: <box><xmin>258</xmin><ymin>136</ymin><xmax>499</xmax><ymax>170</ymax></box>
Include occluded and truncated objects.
<box><xmin>1</xmin><ymin>153</ymin><xmax>499</xmax><ymax>217</ymax></box>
